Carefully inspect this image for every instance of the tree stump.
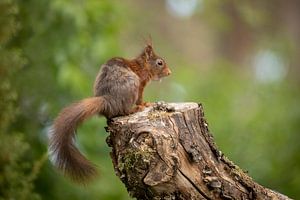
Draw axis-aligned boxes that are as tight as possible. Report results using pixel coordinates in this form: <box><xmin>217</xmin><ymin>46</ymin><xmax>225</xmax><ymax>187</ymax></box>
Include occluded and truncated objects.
<box><xmin>106</xmin><ymin>102</ymin><xmax>291</xmax><ymax>200</ymax></box>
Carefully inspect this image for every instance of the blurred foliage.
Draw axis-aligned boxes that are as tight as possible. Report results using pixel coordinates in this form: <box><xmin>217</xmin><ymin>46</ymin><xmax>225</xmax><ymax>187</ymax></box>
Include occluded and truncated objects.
<box><xmin>0</xmin><ymin>0</ymin><xmax>300</xmax><ymax>199</ymax></box>
<box><xmin>1</xmin><ymin>0</ymin><xmax>130</xmax><ymax>199</ymax></box>
<box><xmin>0</xmin><ymin>0</ymin><xmax>40</xmax><ymax>199</ymax></box>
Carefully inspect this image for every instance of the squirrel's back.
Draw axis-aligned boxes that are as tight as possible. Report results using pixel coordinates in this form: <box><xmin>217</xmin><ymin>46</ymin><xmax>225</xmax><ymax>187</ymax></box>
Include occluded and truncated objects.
<box><xmin>93</xmin><ymin>57</ymin><xmax>140</xmax><ymax>118</ymax></box>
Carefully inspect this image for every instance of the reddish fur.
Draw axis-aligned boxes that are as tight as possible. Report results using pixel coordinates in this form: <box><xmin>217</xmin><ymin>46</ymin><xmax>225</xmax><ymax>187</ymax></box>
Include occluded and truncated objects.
<box><xmin>49</xmin><ymin>44</ymin><xmax>171</xmax><ymax>184</ymax></box>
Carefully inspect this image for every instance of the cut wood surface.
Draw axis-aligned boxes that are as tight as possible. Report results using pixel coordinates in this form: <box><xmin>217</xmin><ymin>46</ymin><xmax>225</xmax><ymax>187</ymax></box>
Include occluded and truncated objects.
<box><xmin>106</xmin><ymin>102</ymin><xmax>292</xmax><ymax>200</ymax></box>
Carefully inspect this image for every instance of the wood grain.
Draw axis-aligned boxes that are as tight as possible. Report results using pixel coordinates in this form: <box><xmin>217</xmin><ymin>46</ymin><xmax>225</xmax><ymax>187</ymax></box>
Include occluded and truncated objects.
<box><xmin>106</xmin><ymin>102</ymin><xmax>291</xmax><ymax>200</ymax></box>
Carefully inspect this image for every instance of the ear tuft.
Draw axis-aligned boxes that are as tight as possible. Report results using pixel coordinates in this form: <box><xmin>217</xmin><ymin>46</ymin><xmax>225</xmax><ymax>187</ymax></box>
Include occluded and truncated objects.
<box><xmin>144</xmin><ymin>44</ymin><xmax>153</xmax><ymax>58</ymax></box>
<box><xmin>146</xmin><ymin>35</ymin><xmax>153</xmax><ymax>47</ymax></box>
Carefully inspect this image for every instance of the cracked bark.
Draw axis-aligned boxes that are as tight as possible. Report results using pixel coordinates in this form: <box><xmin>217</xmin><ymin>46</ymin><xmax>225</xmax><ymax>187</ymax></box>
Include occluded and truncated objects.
<box><xmin>106</xmin><ymin>102</ymin><xmax>292</xmax><ymax>200</ymax></box>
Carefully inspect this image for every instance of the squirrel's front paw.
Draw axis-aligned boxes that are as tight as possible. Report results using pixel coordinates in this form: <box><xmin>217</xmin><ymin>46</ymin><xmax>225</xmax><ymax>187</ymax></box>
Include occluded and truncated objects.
<box><xmin>142</xmin><ymin>102</ymin><xmax>153</xmax><ymax>107</ymax></box>
<box><xmin>130</xmin><ymin>105</ymin><xmax>145</xmax><ymax>114</ymax></box>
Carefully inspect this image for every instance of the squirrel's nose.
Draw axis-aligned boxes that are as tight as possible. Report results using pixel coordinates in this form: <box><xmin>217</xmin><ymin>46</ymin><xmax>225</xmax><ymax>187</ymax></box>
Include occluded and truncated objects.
<box><xmin>166</xmin><ymin>68</ymin><xmax>171</xmax><ymax>76</ymax></box>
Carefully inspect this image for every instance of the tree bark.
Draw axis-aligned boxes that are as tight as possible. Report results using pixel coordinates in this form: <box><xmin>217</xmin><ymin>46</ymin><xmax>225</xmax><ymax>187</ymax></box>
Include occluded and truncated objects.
<box><xmin>106</xmin><ymin>102</ymin><xmax>292</xmax><ymax>200</ymax></box>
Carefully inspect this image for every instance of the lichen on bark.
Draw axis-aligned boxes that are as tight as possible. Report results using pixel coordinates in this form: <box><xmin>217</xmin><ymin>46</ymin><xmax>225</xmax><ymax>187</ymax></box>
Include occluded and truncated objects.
<box><xmin>106</xmin><ymin>102</ymin><xmax>292</xmax><ymax>200</ymax></box>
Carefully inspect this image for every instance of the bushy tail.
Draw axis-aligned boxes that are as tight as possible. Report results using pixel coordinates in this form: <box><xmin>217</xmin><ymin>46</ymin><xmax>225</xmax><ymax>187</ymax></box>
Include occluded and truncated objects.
<box><xmin>48</xmin><ymin>97</ymin><xmax>106</xmax><ymax>183</ymax></box>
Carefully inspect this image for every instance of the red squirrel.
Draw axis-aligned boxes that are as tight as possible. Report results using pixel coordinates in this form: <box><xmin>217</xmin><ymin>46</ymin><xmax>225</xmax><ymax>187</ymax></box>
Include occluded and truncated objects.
<box><xmin>49</xmin><ymin>43</ymin><xmax>171</xmax><ymax>183</ymax></box>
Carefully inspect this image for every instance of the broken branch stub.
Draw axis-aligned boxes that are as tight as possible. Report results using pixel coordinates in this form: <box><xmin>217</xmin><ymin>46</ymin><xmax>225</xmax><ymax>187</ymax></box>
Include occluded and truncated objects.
<box><xmin>106</xmin><ymin>102</ymin><xmax>291</xmax><ymax>200</ymax></box>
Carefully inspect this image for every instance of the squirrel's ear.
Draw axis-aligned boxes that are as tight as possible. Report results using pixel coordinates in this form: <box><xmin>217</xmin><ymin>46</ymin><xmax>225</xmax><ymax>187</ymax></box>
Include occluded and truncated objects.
<box><xmin>144</xmin><ymin>44</ymin><xmax>153</xmax><ymax>59</ymax></box>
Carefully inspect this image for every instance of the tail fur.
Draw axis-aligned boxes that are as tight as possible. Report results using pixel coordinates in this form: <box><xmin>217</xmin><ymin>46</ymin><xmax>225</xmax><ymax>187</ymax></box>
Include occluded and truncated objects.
<box><xmin>48</xmin><ymin>96</ymin><xmax>106</xmax><ymax>183</ymax></box>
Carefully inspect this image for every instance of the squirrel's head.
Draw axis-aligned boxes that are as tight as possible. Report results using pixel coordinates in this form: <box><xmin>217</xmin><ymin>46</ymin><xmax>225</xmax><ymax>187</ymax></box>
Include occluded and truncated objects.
<box><xmin>141</xmin><ymin>44</ymin><xmax>171</xmax><ymax>81</ymax></box>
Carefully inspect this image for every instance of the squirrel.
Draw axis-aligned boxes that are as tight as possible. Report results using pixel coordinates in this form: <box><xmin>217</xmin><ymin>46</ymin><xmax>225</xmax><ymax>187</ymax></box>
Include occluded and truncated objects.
<box><xmin>48</xmin><ymin>43</ymin><xmax>171</xmax><ymax>184</ymax></box>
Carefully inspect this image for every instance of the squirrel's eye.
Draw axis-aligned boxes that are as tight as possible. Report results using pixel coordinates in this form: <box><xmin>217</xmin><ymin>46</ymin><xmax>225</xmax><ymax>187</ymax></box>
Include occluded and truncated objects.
<box><xmin>156</xmin><ymin>59</ymin><xmax>163</xmax><ymax>67</ymax></box>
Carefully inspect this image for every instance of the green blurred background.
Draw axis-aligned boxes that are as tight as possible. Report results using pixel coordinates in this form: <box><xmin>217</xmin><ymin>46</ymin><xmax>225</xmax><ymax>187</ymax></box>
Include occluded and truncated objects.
<box><xmin>1</xmin><ymin>0</ymin><xmax>300</xmax><ymax>199</ymax></box>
